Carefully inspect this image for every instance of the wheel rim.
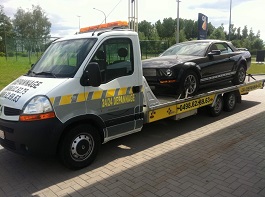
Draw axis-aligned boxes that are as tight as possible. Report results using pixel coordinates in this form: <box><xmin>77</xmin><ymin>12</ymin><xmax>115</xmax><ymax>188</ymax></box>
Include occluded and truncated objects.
<box><xmin>228</xmin><ymin>94</ymin><xmax>236</xmax><ymax>109</ymax></box>
<box><xmin>184</xmin><ymin>75</ymin><xmax>197</xmax><ymax>94</ymax></box>
<box><xmin>238</xmin><ymin>67</ymin><xmax>246</xmax><ymax>83</ymax></box>
<box><xmin>70</xmin><ymin>133</ymin><xmax>94</xmax><ymax>162</ymax></box>
<box><xmin>214</xmin><ymin>97</ymin><xmax>222</xmax><ymax>113</ymax></box>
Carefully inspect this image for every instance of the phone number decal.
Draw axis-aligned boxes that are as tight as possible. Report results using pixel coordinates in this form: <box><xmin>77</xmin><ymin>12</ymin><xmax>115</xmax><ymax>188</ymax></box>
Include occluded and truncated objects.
<box><xmin>177</xmin><ymin>95</ymin><xmax>215</xmax><ymax>113</ymax></box>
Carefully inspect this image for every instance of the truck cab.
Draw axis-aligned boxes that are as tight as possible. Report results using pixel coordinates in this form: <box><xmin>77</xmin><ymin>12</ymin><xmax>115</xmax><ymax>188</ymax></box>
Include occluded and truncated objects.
<box><xmin>0</xmin><ymin>21</ymin><xmax>144</xmax><ymax>169</ymax></box>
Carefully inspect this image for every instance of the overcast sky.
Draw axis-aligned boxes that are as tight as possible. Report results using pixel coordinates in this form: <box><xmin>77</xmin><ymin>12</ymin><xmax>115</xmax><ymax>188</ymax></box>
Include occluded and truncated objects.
<box><xmin>2</xmin><ymin>0</ymin><xmax>265</xmax><ymax>41</ymax></box>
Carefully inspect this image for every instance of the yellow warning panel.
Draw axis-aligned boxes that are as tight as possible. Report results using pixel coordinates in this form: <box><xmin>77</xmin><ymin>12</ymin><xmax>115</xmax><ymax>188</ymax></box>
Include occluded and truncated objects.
<box><xmin>148</xmin><ymin>105</ymin><xmax>177</xmax><ymax>122</ymax></box>
<box><xmin>239</xmin><ymin>81</ymin><xmax>263</xmax><ymax>94</ymax></box>
<box><xmin>176</xmin><ymin>94</ymin><xmax>215</xmax><ymax>114</ymax></box>
<box><xmin>148</xmin><ymin>94</ymin><xmax>216</xmax><ymax>123</ymax></box>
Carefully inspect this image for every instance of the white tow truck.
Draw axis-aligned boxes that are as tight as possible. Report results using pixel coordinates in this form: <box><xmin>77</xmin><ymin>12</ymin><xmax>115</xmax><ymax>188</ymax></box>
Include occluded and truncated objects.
<box><xmin>0</xmin><ymin>21</ymin><xmax>264</xmax><ymax>169</ymax></box>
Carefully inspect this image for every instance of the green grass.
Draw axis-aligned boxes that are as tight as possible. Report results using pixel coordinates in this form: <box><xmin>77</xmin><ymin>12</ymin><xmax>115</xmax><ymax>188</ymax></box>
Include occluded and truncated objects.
<box><xmin>0</xmin><ymin>56</ymin><xmax>265</xmax><ymax>90</ymax></box>
<box><xmin>0</xmin><ymin>56</ymin><xmax>37</xmax><ymax>90</ymax></box>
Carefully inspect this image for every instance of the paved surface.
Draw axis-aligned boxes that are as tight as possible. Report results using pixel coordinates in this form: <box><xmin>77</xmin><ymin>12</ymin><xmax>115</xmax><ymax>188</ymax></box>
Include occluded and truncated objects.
<box><xmin>1</xmin><ymin>80</ymin><xmax>265</xmax><ymax>197</ymax></box>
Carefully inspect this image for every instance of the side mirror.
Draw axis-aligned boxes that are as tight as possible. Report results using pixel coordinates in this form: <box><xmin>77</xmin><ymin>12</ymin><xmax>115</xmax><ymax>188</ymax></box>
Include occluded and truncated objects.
<box><xmin>80</xmin><ymin>62</ymin><xmax>101</xmax><ymax>87</ymax></box>
<box><xmin>208</xmin><ymin>50</ymin><xmax>221</xmax><ymax>56</ymax></box>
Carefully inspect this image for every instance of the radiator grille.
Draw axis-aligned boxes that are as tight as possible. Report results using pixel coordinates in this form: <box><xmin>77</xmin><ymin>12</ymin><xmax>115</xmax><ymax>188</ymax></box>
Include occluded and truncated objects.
<box><xmin>143</xmin><ymin>69</ymin><xmax>156</xmax><ymax>76</ymax></box>
<box><xmin>4</xmin><ymin>107</ymin><xmax>20</xmax><ymax>116</ymax></box>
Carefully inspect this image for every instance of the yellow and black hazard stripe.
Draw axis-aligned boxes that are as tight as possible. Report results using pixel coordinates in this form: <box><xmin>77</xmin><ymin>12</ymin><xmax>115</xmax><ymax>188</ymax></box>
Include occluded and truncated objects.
<box><xmin>49</xmin><ymin>86</ymin><xmax>140</xmax><ymax>107</ymax></box>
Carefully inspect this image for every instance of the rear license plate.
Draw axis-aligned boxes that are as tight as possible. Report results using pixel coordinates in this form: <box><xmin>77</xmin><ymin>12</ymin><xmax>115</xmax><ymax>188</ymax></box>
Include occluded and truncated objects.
<box><xmin>0</xmin><ymin>130</ymin><xmax>4</xmax><ymax>139</ymax></box>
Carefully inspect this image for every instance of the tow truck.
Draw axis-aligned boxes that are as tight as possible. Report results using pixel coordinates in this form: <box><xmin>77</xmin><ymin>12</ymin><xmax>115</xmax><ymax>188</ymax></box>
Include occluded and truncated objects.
<box><xmin>0</xmin><ymin>21</ymin><xmax>264</xmax><ymax>169</ymax></box>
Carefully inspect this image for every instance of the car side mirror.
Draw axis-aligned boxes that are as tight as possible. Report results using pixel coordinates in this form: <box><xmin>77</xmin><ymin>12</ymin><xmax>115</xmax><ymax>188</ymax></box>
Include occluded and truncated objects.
<box><xmin>208</xmin><ymin>50</ymin><xmax>221</xmax><ymax>56</ymax></box>
<box><xmin>80</xmin><ymin>62</ymin><xmax>101</xmax><ymax>87</ymax></box>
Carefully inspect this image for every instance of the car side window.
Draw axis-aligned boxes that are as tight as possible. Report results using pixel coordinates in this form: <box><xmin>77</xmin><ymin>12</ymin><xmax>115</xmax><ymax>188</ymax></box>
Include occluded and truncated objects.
<box><xmin>215</xmin><ymin>43</ymin><xmax>233</xmax><ymax>54</ymax></box>
<box><xmin>90</xmin><ymin>38</ymin><xmax>134</xmax><ymax>83</ymax></box>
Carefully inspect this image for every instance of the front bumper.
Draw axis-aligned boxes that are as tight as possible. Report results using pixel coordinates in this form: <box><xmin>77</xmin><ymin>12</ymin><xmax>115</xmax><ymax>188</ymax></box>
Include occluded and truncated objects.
<box><xmin>0</xmin><ymin>117</ymin><xmax>63</xmax><ymax>156</ymax></box>
<box><xmin>145</xmin><ymin>76</ymin><xmax>179</xmax><ymax>91</ymax></box>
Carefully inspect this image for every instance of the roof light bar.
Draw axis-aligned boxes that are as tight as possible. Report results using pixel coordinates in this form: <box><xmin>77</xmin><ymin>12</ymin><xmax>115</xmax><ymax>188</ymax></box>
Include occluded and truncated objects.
<box><xmin>80</xmin><ymin>21</ymin><xmax>128</xmax><ymax>33</ymax></box>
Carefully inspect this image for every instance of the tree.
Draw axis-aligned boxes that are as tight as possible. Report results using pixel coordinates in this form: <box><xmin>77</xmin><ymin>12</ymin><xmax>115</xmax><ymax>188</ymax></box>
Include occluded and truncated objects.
<box><xmin>209</xmin><ymin>24</ymin><xmax>226</xmax><ymax>40</ymax></box>
<box><xmin>0</xmin><ymin>5</ymin><xmax>13</xmax><ymax>55</ymax></box>
<box><xmin>236</xmin><ymin>27</ymin><xmax>241</xmax><ymax>40</ymax></box>
<box><xmin>13</xmin><ymin>5</ymin><xmax>51</xmax><ymax>55</ymax></box>
<box><xmin>242</xmin><ymin>25</ymin><xmax>248</xmax><ymax>39</ymax></box>
<box><xmin>207</xmin><ymin>22</ymin><xmax>215</xmax><ymax>38</ymax></box>
<box><xmin>248</xmin><ymin>28</ymin><xmax>254</xmax><ymax>41</ymax></box>
<box><xmin>252</xmin><ymin>38</ymin><xmax>264</xmax><ymax>51</ymax></box>
<box><xmin>138</xmin><ymin>20</ymin><xmax>153</xmax><ymax>40</ymax></box>
<box><xmin>155</xmin><ymin>18</ymin><xmax>175</xmax><ymax>41</ymax></box>
<box><xmin>183</xmin><ymin>19</ymin><xmax>195</xmax><ymax>40</ymax></box>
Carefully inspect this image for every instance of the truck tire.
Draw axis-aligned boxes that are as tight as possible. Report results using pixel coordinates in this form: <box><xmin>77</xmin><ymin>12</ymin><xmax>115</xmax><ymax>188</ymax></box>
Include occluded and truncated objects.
<box><xmin>59</xmin><ymin>124</ymin><xmax>101</xmax><ymax>170</ymax></box>
<box><xmin>208</xmin><ymin>95</ymin><xmax>223</xmax><ymax>117</ymax></box>
<box><xmin>223</xmin><ymin>92</ymin><xmax>237</xmax><ymax>112</ymax></box>
<box><xmin>177</xmin><ymin>70</ymin><xmax>199</xmax><ymax>98</ymax></box>
<box><xmin>232</xmin><ymin>64</ymin><xmax>246</xmax><ymax>85</ymax></box>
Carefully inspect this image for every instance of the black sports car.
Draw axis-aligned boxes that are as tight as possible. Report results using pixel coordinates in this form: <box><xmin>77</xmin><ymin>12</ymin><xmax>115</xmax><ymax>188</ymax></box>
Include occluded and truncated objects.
<box><xmin>142</xmin><ymin>40</ymin><xmax>251</xmax><ymax>97</ymax></box>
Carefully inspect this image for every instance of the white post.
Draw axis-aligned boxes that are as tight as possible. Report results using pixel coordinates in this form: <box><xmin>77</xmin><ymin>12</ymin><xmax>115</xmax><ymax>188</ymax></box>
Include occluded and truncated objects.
<box><xmin>176</xmin><ymin>0</ymin><xmax>180</xmax><ymax>43</ymax></box>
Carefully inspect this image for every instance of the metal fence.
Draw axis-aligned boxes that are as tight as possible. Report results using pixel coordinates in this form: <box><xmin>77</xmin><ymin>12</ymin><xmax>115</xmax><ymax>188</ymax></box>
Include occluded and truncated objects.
<box><xmin>0</xmin><ymin>38</ymin><xmax>170</xmax><ymax>62</ymax></box>
<box><xmin>140</xmin><ymin>40</ymin><xmax>170</xmax><ymax>59</ymax></box>
<box><xmin>0</xmin><ymin>37</ymin><xmax>59</xmax><ymax>62</ymax></box>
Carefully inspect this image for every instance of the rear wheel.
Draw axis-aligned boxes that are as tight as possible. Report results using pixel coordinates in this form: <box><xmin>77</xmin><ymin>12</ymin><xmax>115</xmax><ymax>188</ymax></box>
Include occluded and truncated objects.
<box><xmin>208</xmin><ymin>95</ymin><xmax>223</xmax><ymax>117</ymax></box>
<box><xmin>59</xmin><ymin>124</ymin><xmax>101</xmax><ymax>170</ymax></box>
<box><xmin>177</xmin><ymin>70</ymin><xmax>199</xmax><ymax>97</ymax></box>
<box><xmin>223</xmin><ymin>92</ymin><xmax>237</xmax><ymax>112</ymax></box>
<box><xmin>232</xmin><ymin>64</ymin><xmax>246</xmax><ymax>85</ymax></box>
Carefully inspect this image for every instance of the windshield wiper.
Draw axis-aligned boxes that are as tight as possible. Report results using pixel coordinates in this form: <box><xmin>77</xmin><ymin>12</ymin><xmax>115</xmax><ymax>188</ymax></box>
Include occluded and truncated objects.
<box><xmin>33</xmin><ymin>71</ymin><xmax>57</xmax><ymax>78</ymax></box>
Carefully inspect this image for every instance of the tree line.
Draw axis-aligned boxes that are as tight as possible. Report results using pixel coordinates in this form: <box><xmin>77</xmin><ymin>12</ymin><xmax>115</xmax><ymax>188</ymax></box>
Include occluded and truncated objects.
<box><xmin>0</xmin><ymin>4</ymin><xmax>264</xmax><ymax>58</ymax></box>
<box><xmin>0</xmin><ymin>5</ymin><xmax>51</xmax><ymax>57</ymax></box>
<box><xmin>138</xmin><ymin>18</ymin><xmax>264</xmax><ymax>54</ymax></box>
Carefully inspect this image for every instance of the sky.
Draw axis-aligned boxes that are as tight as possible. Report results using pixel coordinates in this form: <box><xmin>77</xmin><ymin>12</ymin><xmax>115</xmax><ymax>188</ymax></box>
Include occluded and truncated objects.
<box><xmin>2</xmin><ymin>0</ymin><xmax>265</xmax><ymax>41</ymax></box>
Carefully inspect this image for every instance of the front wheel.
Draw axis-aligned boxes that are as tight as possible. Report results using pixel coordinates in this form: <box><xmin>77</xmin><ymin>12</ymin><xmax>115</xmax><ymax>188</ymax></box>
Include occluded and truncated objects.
<box><xmin>59</xmin><ymin>124</ymin><xmax>101</xmax><ymax>170</ymax></box>
<box><xmin>232</xmin><ymin>64</ymin><xmax>246</xmax><ymax>85</ymax></box>
<box><xmin>177</xmin><ymin>70</ymin><xmax>199</xmax><ymax>98</ymax></box>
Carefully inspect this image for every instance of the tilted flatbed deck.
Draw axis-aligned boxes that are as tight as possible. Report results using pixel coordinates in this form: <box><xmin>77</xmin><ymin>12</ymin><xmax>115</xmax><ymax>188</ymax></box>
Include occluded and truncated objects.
<box><xmin>143</xmin><ymin>76</ymin><xmax>265</xmax><ymax>123</ymax></box>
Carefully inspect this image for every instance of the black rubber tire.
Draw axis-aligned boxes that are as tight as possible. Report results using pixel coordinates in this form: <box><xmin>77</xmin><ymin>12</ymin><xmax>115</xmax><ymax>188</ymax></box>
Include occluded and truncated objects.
<box><xmin>177</xmin><ymin>70</ymin><xmax>199</xmax><ymax>98</ymax></box>
<box><xmin>232</xmin><ymin>64</ymin><xmax>246</xmax><ymax>85</ymax></box>
<box><xmin>59</xmin><ymin>124</ymin><xmax>101</xmax><ymax>170</ymax></box>
<box><xmin>223</xmin><ymin>92</ymin><xmax>237</xmax><ymax>112</ymax></box>
<box><xmin>208</xmin><ymin>95</ymin><xmax>223</xmax><ymax>117</ymax></box>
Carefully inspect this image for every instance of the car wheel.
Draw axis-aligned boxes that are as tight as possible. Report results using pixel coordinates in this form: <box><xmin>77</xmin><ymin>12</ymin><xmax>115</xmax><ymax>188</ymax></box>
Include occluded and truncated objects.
<box><xmin>59</xmin><ymin>124</ymin><xmax>101</xmax><ymax>170</ymax></box>
<box><xmin>178</xmin><ymin>70</ymin><xmax>199</xmax><ymax>97</ymax></box>
<box><xmin>208</xmin><ymin>95</ymin><xmax>223</xmax><ymax>117</ymax></box>
<box><xmin>232</xmin><ymin>64</ymin><xmax>246</xmax><ymax>85</ymax></box>
<box><xmin>223</xmin><ymin>92</ymin><xmax>237</xmax><ymax>112</ymax></box>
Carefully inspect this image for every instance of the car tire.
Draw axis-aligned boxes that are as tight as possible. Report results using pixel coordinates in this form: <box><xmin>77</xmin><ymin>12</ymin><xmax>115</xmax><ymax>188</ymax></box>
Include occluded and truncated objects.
<box><xmin>177</xmin><ymin>70</ymin><xmax>199</xmax><ymax>98</ymax></box>
<box><xmin>208</xmin><ymin>95</ymin><xmax>223</xmax><ymax>117</ymax></box>
<box><xmin>223</xmin><ymin>92</ymin><xmax>237</xmax><ymax>112</ymax></box>
<box><xmin>59</xmin><ymin>124</ymin><xmax>101</xmax><ymax>170</ymax></box>
<box><xmin>232</xmin><ymin>64</ymin><xmax>246</xmax><ymax>85</ymax></box>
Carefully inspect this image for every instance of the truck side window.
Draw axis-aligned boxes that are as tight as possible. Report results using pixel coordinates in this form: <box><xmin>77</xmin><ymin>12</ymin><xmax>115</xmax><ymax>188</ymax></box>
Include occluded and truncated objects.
<box><xmin>90</xmin><ymin>38</ymin><xmax>134</xmax><ymax>83</ymax></box>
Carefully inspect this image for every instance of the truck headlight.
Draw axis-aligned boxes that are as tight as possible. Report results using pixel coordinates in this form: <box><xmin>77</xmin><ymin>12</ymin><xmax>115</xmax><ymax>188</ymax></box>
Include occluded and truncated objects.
<box><xmin>20</xmin><ymin>96</ymin><xmax>55</xmax><ymax>121</ymax></box>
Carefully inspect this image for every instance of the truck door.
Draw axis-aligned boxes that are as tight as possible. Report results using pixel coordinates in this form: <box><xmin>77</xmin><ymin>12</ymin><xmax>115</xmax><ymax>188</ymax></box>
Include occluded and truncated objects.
<box><xmin>85</xmin><ymin>37</ymin><xmax>143</xmax><ymax>140</ymax></box>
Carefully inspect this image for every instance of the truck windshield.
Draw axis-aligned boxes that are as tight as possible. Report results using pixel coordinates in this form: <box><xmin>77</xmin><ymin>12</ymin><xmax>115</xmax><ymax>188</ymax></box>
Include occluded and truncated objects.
<box><xmin>27</xmin><ymin>38</ymin><xmax>97</xmax><ymax>78</ymax></box>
